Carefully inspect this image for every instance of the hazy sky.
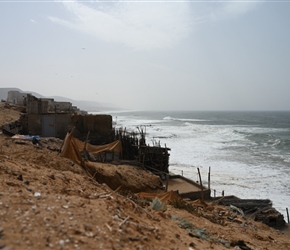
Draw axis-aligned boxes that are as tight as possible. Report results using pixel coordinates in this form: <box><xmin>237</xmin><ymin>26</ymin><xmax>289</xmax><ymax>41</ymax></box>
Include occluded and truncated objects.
<box><xmin>1</xmin><ymin>0</ymin><xmax>290</xmax><ymax>111</ymax></box>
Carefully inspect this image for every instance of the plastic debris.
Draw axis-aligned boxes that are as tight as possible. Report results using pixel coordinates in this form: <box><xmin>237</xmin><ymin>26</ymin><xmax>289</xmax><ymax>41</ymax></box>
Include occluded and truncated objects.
<box><xmin>230</xmin><ymin>205</ymin><xmax>244</xmax><ymax>216</ymax></box>
<box><xmin>151</xmin><ymin>197</ymin><xmax>167</xmax><ymax>211</ymax></box>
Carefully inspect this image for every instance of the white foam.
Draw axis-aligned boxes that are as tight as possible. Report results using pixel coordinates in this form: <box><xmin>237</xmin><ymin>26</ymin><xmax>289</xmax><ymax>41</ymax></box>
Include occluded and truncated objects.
<box><xmin>115</xmin><ymin>112</ymin><xmax>290</xmax><ymax>217</ymax></box>
<box><xmin>163</xmin><ymin>116</ymin><xmax>210</xmax><ymax>122</ymax></box>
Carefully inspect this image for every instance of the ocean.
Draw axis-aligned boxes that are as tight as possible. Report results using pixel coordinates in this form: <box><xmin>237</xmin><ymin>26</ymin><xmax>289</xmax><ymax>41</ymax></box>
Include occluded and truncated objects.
<box><xmin>97</xmin><ymin>110</ymin><xmax>290</xmax><ymax>217</ymax></box>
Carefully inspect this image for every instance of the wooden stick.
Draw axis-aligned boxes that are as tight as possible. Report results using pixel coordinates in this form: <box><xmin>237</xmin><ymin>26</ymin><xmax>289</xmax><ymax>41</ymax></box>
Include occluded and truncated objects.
<box><xmin>212</xmin><ymin>195</ymin><xmax>225</xmax><ymax>204</ymax></box>
<box><xmin>127</xmin><ymin>221</ymin><xmax>156</xmax><ymax>231</ymax></box>
<box><xmin>122</xmin><ymin>196</ymin><xmax>153</xmax><ymax>219</ymax></box>
<box><xmin>286</xmin><ymin>208</ymin><xmax>289</xmax><ymax>224</ymax></box>
<box><xmin>197</xmin><ymin>167</ymin><xmax>204</xmax><ymax>202</ymax></box>
<box><xmin>119</xmin><ymin>216</ymin><xmax>130</xmax><ymax>228</ymax></box>
<box><xmin>114</xmin><ymin>216</ymin><xmax>156</xmax><ymax>231</ymax></box>
<box><xmin>84</xmin><ymin>130</ymin><xmax>90</xmax><ymax>151</ymax></box>
<box><xmin>165</xmin><ymin>174</ymin><xmax>169</xmax><ymax>192</ymax></box>
<box><xmin>58</xmin><ymin>127</ymin><xmax>74</xmax><ymax>155</ymax></box>
<box><xmin>208</xmin><ymin>166</ymin><xmax>211</xmax><ymax>190</ymax></box>
<box><xmin>105</xmin><ymin>223</ymin><xmax>112</xmax><ymax>232</ymax></box>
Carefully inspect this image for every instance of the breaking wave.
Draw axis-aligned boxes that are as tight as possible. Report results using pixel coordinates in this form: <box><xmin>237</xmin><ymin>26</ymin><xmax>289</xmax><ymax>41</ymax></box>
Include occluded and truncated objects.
<box><xmin>163</xmin><ymin>116</ymin><xmax>210</xmax><ymax>122</ymax></box>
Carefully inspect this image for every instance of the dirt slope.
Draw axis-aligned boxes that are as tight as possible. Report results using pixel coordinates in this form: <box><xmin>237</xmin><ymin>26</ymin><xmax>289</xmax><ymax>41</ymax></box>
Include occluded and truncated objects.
<box><xmin>0</xmin><ymin>102</ymin><xmax>289</xmax><ymax>250</ymax></box>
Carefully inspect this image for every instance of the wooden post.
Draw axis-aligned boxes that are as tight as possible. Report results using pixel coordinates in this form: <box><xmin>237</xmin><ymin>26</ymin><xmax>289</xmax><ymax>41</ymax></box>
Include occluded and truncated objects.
<box><xmin>286</xmin><ymin>208</ymin><xmax>289</xmax><ymax>224</ymax></box>
<box><xmin>197</xmin><ymin>167</ymin><xmax>204</xmax><ymax>202</ymax></box>
<box><xmin>58</xmin><ymin>127</ymin><xmax>75</xmax><ymax>155</ymax></box>
<box><xmin>214</xmin><ymin>189</ymin><xmax>216</xmax><ymax>197</ymax></box>
<box><xmin>165</xmin><ymin>174</ymin><xmax>169</xmax><ymax>192</ymax></box>
<box><xmin>181</xmin><ymin>170</ymin><xmax>183</xmax><ymax>176</ymax></box>
<box><xmin>84</xmin><ymin>131</ymin><xmax>90</xmax><ymax>152</ymax></box>
<box><xmin>208</xmin><ymin>166</ymin><xmax>211</xmax><ymax>190</ymax></box>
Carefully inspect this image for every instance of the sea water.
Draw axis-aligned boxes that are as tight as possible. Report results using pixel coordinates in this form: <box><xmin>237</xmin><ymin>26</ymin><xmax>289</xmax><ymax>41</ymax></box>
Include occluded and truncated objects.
<box><xmin>99</xmin><ymin>110</ymin><xmax>290</xmax><ymax>217</ymax></box>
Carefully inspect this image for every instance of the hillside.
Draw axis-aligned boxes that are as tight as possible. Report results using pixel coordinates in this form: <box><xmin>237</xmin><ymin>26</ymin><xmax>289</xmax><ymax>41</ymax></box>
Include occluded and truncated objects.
<box><xmin>0</xmin><ymin>102</ymin><xmax>289</xmax><ymax>250</ymax></box>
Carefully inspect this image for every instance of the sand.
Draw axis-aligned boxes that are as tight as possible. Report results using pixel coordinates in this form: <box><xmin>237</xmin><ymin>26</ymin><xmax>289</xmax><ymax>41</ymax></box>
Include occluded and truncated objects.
<box><xmin>0</xmin><ymin>102</ymin><xmax>289</xmax><ymax>250</ymax></box>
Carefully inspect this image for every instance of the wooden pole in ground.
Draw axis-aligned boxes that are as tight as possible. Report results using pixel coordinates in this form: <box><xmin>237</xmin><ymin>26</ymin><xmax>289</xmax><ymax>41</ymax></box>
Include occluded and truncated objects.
<box><xmin>197</xmin><ymin>167</ymin><xmax>204</xmax><ymax>202</ymax></box>
<box><xmin>286</xmin><ymin>208</ymin><xmax>289</xmax><ymax>224</ymax></box>
<box><xmin>165</xmin><ymin>174</ymin><xmax>169</xmax><ymax>192</ymax></box>
<box><xmin>80</xmin><ymin>130</ymin><xmax>90</xmax><ymax>166</ymax></box>
<box><xmin>84</xmin><ymin>131</ymin><xmax>90</xmax><ymax>151</ymax></box>
<box><xmin>208</xmin><ymin>166</ymin><xmax>211</xmax><ymax>190</ymax></box>
<box><xmin>58</xmin><ymin>127</ymin><xmax>75</xmax><ymax>155</ymax></box>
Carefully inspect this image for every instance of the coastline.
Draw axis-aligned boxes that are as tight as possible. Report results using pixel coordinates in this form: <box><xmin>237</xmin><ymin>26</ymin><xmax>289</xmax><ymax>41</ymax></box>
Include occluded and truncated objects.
<box><xmin>109</xmin><ymin>110</ymin><xmax>290</xmax><ymax>219</ymax></box>
<box><xmin>0</xmin><ymin>102</ymin><xmax>289</xmax><ymax>250</ymax></box>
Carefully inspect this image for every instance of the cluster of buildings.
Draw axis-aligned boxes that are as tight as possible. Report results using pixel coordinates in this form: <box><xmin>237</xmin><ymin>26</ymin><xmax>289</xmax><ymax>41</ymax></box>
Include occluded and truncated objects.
<box><xmin>3</xmin><ymin>90</ymin><xmax>111</xmax><ymax>142</ymax></box>
<box><xmin>2</xmin><ymin>90</ymin><xmax>170</xmax><ymax>172</ymax></box>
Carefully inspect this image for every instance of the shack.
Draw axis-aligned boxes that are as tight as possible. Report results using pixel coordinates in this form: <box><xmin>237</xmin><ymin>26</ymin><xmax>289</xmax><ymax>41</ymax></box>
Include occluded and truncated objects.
<box><xmin>112</xmin><ymin>127</ymin><xmax>171</xmax><ymax>175</ymax></box>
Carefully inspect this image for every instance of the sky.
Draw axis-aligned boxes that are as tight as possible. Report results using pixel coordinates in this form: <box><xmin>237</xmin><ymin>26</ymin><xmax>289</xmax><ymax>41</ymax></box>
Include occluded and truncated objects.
<box><xmin>1</xmin><ymin>0</ymin><xmax>290</xmax><ymax>111</ymax></box>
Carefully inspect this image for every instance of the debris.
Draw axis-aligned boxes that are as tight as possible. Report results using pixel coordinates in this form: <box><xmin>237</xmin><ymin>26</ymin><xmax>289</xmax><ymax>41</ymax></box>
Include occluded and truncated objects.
<box><xmin>151</xmin><ymin>198</ymin><xmax>167</xmax><ymax>212</ymax></box>
<box><xmin>17</xmin><ymin>174</ymin><xmax>23</xmax><ymax>181</ymax></box>
<box><xmin>119</xmin><ymin>216</ymin><xmax>130</xmax><ymax>228</ymax></box>
<box><xmin>59</xmin><ymin>240</ymin><xmax>65</xmax><ymax>247</ymax></box>
<box><xmin>230</xmin><ymin>205</ymin><xmax>244</xmax><ymax>216</ymax></box>
<box><xmin>231</xmin><ymin>240</ymin><xmax>252</xmax><ymax>250</ymax></box>
<box><xmin>11</xmin><ymin>134</ymin><xmax>41</xmax><ymax>142</ymax></box>
<box><xmin>105</xmin><ymin>223</ymin><xmax>112</xmax><ymax>232</ymax></box>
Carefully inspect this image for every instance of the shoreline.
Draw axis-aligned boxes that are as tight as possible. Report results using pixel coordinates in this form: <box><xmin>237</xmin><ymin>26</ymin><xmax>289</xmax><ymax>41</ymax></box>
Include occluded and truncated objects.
<box><xmin>1</xmin><ymin>102</ymin><xmax>290</xmax><ymax>249</ymax></box>
<box><xmin>111</xmin><ymin>110</ymin><xmax>290</xmax><ymax>223</ymax></box>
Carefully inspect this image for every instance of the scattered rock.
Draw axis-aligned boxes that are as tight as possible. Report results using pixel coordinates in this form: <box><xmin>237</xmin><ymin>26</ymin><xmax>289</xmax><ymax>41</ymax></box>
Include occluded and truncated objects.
<box><xmin>17</xmin><ymin>174</ymin><xmax>23</xmax><ymax>181</ymax></box>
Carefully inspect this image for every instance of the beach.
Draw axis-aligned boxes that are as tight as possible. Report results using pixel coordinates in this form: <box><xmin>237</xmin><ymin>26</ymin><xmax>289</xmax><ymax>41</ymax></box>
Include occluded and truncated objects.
<box><xmin>0</xmin><ymin>102</ymin><xmax>290</xmax><ymax>250</ymax></box>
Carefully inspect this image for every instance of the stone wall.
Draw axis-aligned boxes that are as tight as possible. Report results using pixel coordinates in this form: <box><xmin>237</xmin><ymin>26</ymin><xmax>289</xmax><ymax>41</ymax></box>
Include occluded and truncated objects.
<box><xmin>47</xmin><ymin>101</ymin><xmax>72</xmax><ymax>113</ymax></box>
<box><xmin>27</xmin><ymin>113</ymin><xmax>71</xmax><ymax>139</ymax></box>
<box><xmin>27</xmin><ymin>114</ymin><xmax>42</xmax><ymax>135</ymax></box>
<box><xmin>71</xmin><ymin>114</ymin><xmax>113</xmax><ymax>144</ymax></box>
